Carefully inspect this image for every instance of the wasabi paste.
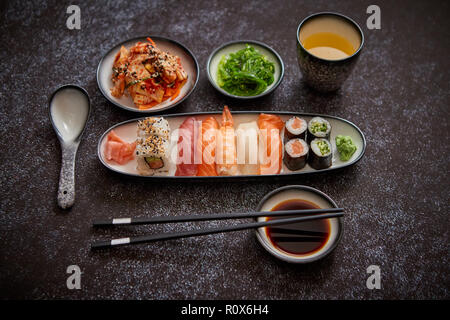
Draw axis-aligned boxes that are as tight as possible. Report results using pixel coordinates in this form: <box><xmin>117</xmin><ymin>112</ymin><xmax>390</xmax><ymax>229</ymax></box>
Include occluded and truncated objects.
<box><xmin>335</xmin><ymin>135</ymin><xmax>357</xmax><ymax>161</ymax></box>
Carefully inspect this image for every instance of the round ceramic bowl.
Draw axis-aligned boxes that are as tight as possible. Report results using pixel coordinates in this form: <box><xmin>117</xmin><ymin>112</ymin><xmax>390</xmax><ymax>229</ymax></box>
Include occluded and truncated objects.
<box><xmin>207</xmin><ymin>40</ymin><xmax>284</xmax><ymax>99</ymax></box>
<box><xmin>256</xmin><ymin>185</ymin><xmax>343</xmax><ymax>263</ymax></box>
<box><xmin>97</xmin><ymin>36</ymin><xmax>199</xmax><ymax>113</ymax></box>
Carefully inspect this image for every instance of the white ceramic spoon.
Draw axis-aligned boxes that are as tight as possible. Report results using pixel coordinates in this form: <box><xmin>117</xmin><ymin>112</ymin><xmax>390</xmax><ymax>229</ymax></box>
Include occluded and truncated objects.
<box><xmin>49</xmin><ymin>85</ymin><xmax>90</xmax><ymax>209</ymax></box>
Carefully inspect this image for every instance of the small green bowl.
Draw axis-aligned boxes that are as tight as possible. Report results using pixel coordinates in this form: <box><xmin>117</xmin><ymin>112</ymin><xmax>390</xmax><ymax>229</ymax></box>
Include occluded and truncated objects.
<box><xmin>206</xmin><ymin>40</ymin><xmax>284</xmax><ymax>99</ymax></box>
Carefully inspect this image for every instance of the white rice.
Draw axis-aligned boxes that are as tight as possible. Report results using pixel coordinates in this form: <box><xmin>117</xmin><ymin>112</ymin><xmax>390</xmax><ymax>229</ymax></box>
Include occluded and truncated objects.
<box><xmin>308</xmin><ymin>117</ymin><xmax>331</xmax><ymax>138</ymax></box>
<box><xmin>285</xmin><ymin>116</ymin><xmax>307</xmax><ymax>136</ymax></box>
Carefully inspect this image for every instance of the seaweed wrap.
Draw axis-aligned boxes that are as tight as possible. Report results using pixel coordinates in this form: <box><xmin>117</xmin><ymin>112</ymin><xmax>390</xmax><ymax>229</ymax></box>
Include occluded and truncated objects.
<box><xmin>284</xmin><ymin>138</ymin><xmax>309</xmax><ymax>171</ymax></box>
<box><xmin>309</xmin><ymin>138</ymin><xmax>332</xmax><ymax>169</ymax></box>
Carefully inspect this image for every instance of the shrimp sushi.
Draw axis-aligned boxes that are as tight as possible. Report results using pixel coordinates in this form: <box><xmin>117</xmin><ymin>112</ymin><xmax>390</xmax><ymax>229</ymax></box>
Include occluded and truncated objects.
<box><xmin>258</xmin><ymin>113</ymin><xmax>284</xmax><ymax>175</ymax></box>
<box><xmin>216</xmin><ymin>106</ymin><xmax>239</xmax><ymax>176</ymax></box>
<box><xmin>197</xmin><ymin>116</ymin><xmax>219</xmax><ymax>176</ymax></box>
<box><xmin>175</xmin><ymin>116</ymin><xmax>200</xmax><ymax>176</ymax></box>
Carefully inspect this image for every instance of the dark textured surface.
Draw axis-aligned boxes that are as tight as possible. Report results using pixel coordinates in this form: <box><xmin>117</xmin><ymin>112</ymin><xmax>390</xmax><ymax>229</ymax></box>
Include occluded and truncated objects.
<box><xmin>0</xmin><ymin>0</ymin><xmax>449</xmax><ymax>299</ymax></box>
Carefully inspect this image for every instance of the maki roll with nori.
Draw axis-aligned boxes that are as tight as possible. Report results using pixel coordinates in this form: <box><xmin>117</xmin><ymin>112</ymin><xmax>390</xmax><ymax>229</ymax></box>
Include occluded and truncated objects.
<box><xmin>284</xmin><ymin>138</ymin><xmax>309</xmax><ymax>171</ymax></box>
<box><xmin>285</xmin><ymin>116</ymin><xmax>307</xmax><ymax>140</ymax></box>
<box><xmin>307</xmin><ymin>117</ymin><xmax>331</xmax><ymax>144</ymax></box>
<box><xmin>309</xmin><ymin>138</ymin><xmax>332</xmax><ymax>170</ymax></box>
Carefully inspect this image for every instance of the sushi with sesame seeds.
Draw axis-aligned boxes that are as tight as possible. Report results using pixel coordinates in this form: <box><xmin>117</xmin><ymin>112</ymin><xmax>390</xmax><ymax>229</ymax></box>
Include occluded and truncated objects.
<box><xmin>137</xmin><ymin>117</ymin><xmax>170</xmax><ymax>139</ymax></box>
<box><xmin>136</xmin><ymin>117</ymin><xmax>170</xmax><ymax>175</ymax></box>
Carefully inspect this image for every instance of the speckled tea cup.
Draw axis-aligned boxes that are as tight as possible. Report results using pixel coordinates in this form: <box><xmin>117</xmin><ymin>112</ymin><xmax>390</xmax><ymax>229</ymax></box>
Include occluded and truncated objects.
<box><xmin>296</xmin><ymin>12</ymin><xmax>364</xmax><ymax>92</ymax></box>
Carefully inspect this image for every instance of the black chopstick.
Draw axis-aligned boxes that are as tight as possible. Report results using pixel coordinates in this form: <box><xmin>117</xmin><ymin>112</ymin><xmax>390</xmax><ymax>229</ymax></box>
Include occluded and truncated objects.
<box><xmin>93</xmin><ymin>208</ymin><xmax>344</xmax><ymax>227</ymax></box>
<box><xmin>91</xmin><ymin>211</ymin><xmax>345</xmax><ymax>250</ymax></box>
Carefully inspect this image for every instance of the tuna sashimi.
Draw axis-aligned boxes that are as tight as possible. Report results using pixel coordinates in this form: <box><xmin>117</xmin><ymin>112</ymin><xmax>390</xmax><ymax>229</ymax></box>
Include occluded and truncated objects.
<box><xmin>175</xmin><ymin>116</ymin><xmax>200</xmax><ymax>176</ymax></box>
<box><xmin>197</xmin><ymin>116</ymin><xmax>219</xmax><ymax>176</ymax></box>
<box><xmin>104</xmin><ymin>130</ymin><xmax>136</xmax><ymax>165</ymax></box>
<box><xmin>258</xmin><ymin>114</ymin><xmax>284</xmax><ymax>175</ymax></box>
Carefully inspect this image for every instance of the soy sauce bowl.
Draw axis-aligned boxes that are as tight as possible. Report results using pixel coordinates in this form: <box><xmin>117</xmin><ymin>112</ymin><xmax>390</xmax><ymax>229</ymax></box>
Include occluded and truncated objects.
<box><xmin>207</xmin><ymin>40</ymin><xmax>284</xmax><ymax>99</ymax></box>
<box><xmin>255</xmin><ymin>185</ymin><xmax>343</xmax><ymax>263</ymax></box>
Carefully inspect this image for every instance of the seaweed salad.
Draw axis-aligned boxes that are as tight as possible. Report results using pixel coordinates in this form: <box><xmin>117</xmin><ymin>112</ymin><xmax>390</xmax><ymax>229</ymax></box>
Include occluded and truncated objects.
<box><xmin>217</xmin><ymin>45</ymin><xmax>275</xmax><ymax>96</ymax></box>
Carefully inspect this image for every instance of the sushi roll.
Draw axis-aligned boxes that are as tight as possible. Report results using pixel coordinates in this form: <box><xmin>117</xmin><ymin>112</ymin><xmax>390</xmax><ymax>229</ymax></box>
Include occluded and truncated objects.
<box><xmin>284</xmin><ymin>138</ymin><xmax>309</xmax><ymax>171</ymax></box>
<box><xmin>136</xmin><ymin>135</ymin><xmax>169</xmax><ymax>170</ymax></box>
<box><xmin>136</xmin><ymin>117</ymin><xmax>170</xmax><ymax>175</ymax></box>
<box><xmin>307</xmin><ymin>117</ymin><xmax>331</xmax><ymax>144</ymax></box>
<box><xmin>285</xmin><ymin>116</ymin><xmax>307</xmax><ymax>141</ymax></box>
<box><xmin>137</xmin><ymin>117</ymin><xmax>170</xmax><ymax>139</ymax></box>
<box><xmin>309</xmin><ymin>138</ymin><xmax>332</xmax><ymax>170</ymax></box>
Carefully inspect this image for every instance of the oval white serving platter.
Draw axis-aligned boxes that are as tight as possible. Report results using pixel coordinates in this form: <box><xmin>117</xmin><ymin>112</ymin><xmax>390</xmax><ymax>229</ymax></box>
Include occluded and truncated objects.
<box><xmin>97</xmin><ymin>36</ymin><xmax>199</xmax><ymax>113</ymax></box>
<box><xmin>97</xmin><ymin>111</ymin><xmax>366</xmax><ymax>179</ymax></box>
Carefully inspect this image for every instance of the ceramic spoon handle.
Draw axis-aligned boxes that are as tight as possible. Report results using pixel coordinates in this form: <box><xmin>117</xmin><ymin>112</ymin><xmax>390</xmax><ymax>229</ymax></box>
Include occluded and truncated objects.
<box><xmin>58</xmin><ymin>143</ymin><xmax>79</xmax><ymax>209</ymax></box>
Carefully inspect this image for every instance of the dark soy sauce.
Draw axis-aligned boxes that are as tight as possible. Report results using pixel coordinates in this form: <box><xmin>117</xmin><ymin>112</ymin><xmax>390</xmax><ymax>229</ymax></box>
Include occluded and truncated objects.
<box><xmin>266</xmin><ymin>199</ymin><xmax>331</xmax><ymax>255</ymax></box>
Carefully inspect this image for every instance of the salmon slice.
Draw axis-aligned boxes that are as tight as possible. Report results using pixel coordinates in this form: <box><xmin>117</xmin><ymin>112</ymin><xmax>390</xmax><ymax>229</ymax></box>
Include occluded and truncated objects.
<box><xmin>104</xmin><ymin>130</ymin><xmax>136</xmax><ymax>165</ymax></box>
<box><xmin>258</xmin><ymin>114</ymin><xmax>284</xmax><ymax>175</ymax></box>
<box><xmin>291</xmin><ymin>117</ymin><xmax>303</xmax><ymax>130</ymax></box>
<box><xmin>197</xmin><ymin>116</ymin><xmax>219</xmax><ymax>176</ymax></box>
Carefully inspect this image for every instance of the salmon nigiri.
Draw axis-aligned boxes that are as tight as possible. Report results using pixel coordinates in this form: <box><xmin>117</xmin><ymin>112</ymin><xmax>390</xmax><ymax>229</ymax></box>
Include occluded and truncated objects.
<box><xmin>258</xmin><ymin>113</ymin><xmax>284</xmax><ymax>175</ymax></box>
<box><xmin>216</xmin><ymin>106</ymin><xmax>239</xmax><ymax>176</ymax></box>
<box><xmin>197</xmin><ymin>116</ymin><xmax>219</xmax><ymax>176</ymax></box>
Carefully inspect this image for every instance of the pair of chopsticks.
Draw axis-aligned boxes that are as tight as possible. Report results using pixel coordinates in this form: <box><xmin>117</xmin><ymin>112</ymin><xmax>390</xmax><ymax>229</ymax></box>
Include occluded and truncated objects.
<box><xmin>91</xmin><ymin>208</ymin><xmax>345</xmax><ymax>250</ymax></box>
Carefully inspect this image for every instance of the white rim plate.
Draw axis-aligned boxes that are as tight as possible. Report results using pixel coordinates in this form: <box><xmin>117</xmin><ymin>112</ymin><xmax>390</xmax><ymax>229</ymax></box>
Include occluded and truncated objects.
<box><xmin>97</xmin><ymin>36</ymin><xmax>199</xmax><ymax>113</ymax></box>
<box><xmin>207</xmin><ymin>40</ymin><xmax>284</xmax><ymax>99</ymax></box>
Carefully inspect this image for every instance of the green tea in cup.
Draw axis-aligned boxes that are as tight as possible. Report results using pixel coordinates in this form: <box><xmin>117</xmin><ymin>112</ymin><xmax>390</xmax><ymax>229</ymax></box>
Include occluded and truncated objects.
<box><xmin>299</xmin><ymin>14</ymin><xmax>361</xmax><ymax>60</ymax></box>
<box><xmin>296</xmin><ymin>13</ymin><xmax>364</xmax><ymax>91</ymax></box>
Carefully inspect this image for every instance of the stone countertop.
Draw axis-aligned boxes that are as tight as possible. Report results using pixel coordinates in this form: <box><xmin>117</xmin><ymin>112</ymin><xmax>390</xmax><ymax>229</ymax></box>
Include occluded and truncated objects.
<box><xmin>0</xmin><ymin>0</ymin><xmax>448</xmax><ymax>299</ymax></box>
